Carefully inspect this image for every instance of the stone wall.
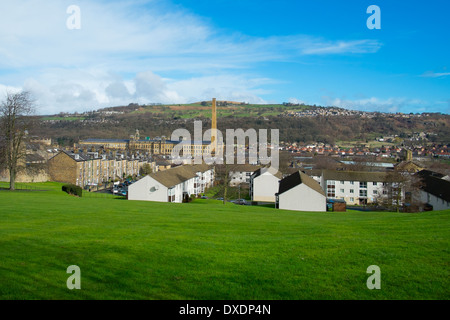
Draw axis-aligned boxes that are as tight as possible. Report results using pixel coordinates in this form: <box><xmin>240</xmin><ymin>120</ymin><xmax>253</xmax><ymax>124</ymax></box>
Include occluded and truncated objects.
<box><xmin>0</xmin><ymin>167</ymin><xmax>49</xmax><ymax>183</ymax></box>
<box><xmin>48</xmin><ymin>152</ymin><xmax>77</xmax><ymax>184</ymax></box>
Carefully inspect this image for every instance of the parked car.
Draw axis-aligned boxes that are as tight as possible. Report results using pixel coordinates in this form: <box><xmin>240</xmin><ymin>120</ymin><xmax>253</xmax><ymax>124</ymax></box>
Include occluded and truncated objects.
<box><xmin>216</xmin><ymin>197</ymin><xmax>224</xmax><ymax>201</ymax></box>
<box><xmin>236</xmin><ymin>199</ymin><xmax>249</xmax><ymax>205</ymax></box>
<box><xmin>201</xmin><ymin>196</ymin><xmax>208</xmax><ymax>199</ymax></box>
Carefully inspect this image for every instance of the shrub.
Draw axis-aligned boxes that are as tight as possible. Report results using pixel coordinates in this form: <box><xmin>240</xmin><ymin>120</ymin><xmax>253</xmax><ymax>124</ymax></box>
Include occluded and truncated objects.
<box><xmin>62</xmin><ymin>184</ymin><xmax>83</xmax><ymax>197</ymax></box>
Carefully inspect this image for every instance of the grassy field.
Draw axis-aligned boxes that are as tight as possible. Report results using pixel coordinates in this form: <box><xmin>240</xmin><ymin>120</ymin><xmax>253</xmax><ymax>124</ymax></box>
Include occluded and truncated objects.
<box><xmin>336</xmin><ymin>140</ymin><xmax>397</xmax><ymax>149</ymax></box>
<box><xmin>0</xmin><ymin>182</ymin><xmax>449</xmax><ymax>300</ymax></box>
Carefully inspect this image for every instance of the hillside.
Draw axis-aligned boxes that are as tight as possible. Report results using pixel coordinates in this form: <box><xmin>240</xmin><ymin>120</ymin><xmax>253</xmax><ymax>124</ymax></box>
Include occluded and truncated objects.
<box><xmin>31</xmin><ymin>103</ymin><xmax>450</xmax><ymax>146</ymax></box>
<box><xmin>0</xmin><ymin>183</ymin><xmax>449</xmax><ymax>299</ymax></box>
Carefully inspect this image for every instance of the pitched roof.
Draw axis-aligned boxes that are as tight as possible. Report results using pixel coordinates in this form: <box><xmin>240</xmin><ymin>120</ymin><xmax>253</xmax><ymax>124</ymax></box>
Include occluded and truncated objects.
<box><xmin>26</xmin><ymin>153</ymin><xmax>45</xmax><ymax>163</ymax></box>
<box><xmin>149</xmin><ymin>165</ymin><xmax>197</xmax><ymax>188</ymax></box>
<box><xmin>420</xmin><ymin>175</ymin><xmax>450</xmax><ymax>202</ymax></box>
<box><xmin>301</xmin><ymin>168</ymin><xmax>323</xmax><ymax>177</ymax></box>
<box><xmin>229</xmin><ymin>164</ymin><xmax>261</xmax><ymax>173</ymax></box>
<box><xmin>395</xmin><ymin>161</ymin><xmax>424</xmax><ymax>172</ymax></box>
<box><xmin>49</xmin><ymin>150</ymin><xmax>86</xmax><ymax>162</ymax></box>
<box><xmin>81</xmin><ymin>138</ymin><xmax>129</xmax><ymax>143</ymax></box>
<box><xmin>191</xmin><ymin>163</ymin><xmax>213</xmax><ymax>173</ymax></box>
<box><xmin>252</xmin><ymin>167</ymin><xmax>283</xmax><ymax>179</ymax></box>
<box><xmin>148</xmin><ymin>164</ymin><xmax>213</xmax><ymax>188</ymax></box>
<box><xmin>322</xmin><ymin>170</ymin><xmax>389</xmax><ymax>182</ymax></box>
<box><xmin>415</xmin><ymin>169</ymin><xmax>445</xmax><ymax>179</ymax></box>
<box><xmin>277</xmin><ymin>171</ymin><xmax>325</xmax><ymax>197</ymax></box>
<box><xmin>414</xmin><ymin>170</ymin><xmax>450</xmax><ymax>202</ymax></box>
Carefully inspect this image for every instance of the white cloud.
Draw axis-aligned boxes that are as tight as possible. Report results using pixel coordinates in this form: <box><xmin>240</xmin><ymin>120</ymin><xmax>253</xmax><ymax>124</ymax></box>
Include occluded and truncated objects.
<box><xmin>14</xmin><ymin>69</ymin><xmax>272</xmax><ymax>114</ymax></box>
<box><xmin>421</xmin><ymin>71</ymin><xmax>450</xmax><ymax>78</ymax></box>
<box><xmin>301</xmin><ymin>39</ymin><xmax>382</xmax><ymax>55</ymax></box>
<box><xmin>288</xmin><ymin>98</ymin><xmax>306</xmax><ymax>105</ymax></box>
<box><xmin>322</xmin><ymin>96</ymin><xmax>429</xmax><ymax>113</ymax></box>
<box><xmin>0</xmin><ymin>0</ymin><xmax>384</xmax><ymax>114</ymax></box>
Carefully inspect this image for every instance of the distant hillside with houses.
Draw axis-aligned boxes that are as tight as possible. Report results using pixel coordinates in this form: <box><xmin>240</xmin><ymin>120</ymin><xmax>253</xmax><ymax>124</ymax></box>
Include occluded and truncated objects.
<box><xmin>31</xmin><ymin>103</ymin><xmax>450</xmax><ymax>147</ymax></box>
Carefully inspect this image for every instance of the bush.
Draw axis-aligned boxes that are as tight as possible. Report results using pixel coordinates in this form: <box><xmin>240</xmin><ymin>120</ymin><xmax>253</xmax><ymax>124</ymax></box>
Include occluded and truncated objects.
<box><xmin>62</xmin><ymin>184</ymin><xmax>83</xmax><ymax>197</ymax></box>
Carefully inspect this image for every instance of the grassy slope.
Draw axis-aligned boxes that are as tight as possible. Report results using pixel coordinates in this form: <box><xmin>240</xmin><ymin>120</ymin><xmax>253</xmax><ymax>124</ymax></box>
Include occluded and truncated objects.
<box><xmin>0</xmin><ymin>183</ymin><xmax>449</xmax><ymax>300</ymax></box>
<box><xmin>129</xmin><ymin>103</ymin><xmax>309</xmax><ymax>119</ymax></box>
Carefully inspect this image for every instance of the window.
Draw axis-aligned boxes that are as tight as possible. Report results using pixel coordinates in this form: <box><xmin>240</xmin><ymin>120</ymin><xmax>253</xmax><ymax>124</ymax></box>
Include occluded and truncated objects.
<box><xmin>327</xmin><ymin>184</ymin><xmax>335</xmax><ymax>197</ymax></box>
<box><xmin>373</xmin><ymin>182</ymin><xmax>377</xmax><ymax>186</ymax></box>
<box><xmin>360</xmin><ymin>190</ymin><xmax>367</xmax><ymax>197</ymax></box>
<box><xmin>373</xmin><ymin>190</ymin><xmax>378</xmax><ymax>194</ymax></box>
<box><xmin>350</xmin><ymin>181</ymin><xmax>354</xmax><ymax>185</ymax></box>
<box><xmin>360</xmin><ymin>182</ymin><xmax>367</xmax><ymax>188</ymax></box>
<box><xmin>383</xmin><ymin>190</ymin><xmax>388</xmax><ymax>195</ymax></box>
<box><xmin>350</xmin><ymin>189</ymin><xmax>354</xmax><ymax>194</ymax></box>
<box><xmin>350</xmin><ymin>197</ymin><xmax>354</xmax><ymax>202</ymax></box>
<box><xmin>340</xmin><ymin>189</ymin><xmax>345</xmax><ymax>193</ymax></box>
<box><xmin>340</xmin><ymin>181</ymin><xmax>345</xmax><ymax>184</ymax></box>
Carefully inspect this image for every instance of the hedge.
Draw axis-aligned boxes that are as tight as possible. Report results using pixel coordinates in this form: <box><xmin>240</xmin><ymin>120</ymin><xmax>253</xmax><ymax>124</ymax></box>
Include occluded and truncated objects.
<box><xmin>62</xmin><ymin>184</ymin><xmax>83</xmax><ymax>197</ymax></box>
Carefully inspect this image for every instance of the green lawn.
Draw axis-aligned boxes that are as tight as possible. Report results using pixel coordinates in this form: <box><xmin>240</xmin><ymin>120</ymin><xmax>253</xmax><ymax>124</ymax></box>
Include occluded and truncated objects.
<box><xmin>0</xmin><ymin>183</ymin><xmax>449</xmax><ymax>300</ymax></box>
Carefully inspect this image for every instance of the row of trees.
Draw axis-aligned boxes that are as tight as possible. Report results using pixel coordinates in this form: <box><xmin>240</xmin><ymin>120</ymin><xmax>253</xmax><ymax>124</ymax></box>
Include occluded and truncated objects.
<box><xmin>31</xmin><ymin>105</ymin><xmax>450</xmax><ymax>147</ymax></box>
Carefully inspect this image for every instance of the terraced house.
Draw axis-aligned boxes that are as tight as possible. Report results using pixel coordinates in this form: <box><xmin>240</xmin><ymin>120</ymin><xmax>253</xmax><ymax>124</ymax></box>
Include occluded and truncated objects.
<box><xmin>48</xmin><ymin>150</ymin><xmax>155</xmax><ymax>187</ymax></box>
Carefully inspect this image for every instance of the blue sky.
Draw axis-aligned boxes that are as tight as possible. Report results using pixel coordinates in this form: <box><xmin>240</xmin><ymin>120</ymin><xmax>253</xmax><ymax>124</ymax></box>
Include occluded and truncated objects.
<box><xmin>0</xmin><ymin>0</ymin><xmax>449</xmax><ymax>114</ymax></box>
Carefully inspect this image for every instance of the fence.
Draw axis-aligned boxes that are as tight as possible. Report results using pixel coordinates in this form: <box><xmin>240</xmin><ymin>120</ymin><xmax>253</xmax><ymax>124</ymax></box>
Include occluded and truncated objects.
<box><xmin>82</xmin><ymin>190</ymin><xmax>125</xmax><ymax>199</ymax></box>
<box><xmin>0</xmin><ymin>182</ymin><xmax>50</xmax><ymax>192</ymax></box>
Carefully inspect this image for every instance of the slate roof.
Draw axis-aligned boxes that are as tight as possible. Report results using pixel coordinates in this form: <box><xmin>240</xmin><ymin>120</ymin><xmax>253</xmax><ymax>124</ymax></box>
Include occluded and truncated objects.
<box><xmin>229</xmin><ymin>164</ymin><xmax>261</xmax><ymax>173</ymax></box>
<box><xmin>26</xmin><ymin>153</ymin><xmax>45</xmax><ymax>163</ymax></box>
<box><xmin>415</xmin><ymin>169</ymin><xmax>445</xmax><ymax>179</ymax></box>
<box><xmin>395</xmin><ymin>160</ymin><xmax>424</xmax><ymax>172</ymax></box>
<box><xmin>82</xmin><ymin>138</ymin><xmax>129</xmax><ymax>143</ymax></box>
<box><xmin>149</xmin><ymin>164</ymin><xmax>213</xmax><ymax>188</ymax></box>
<box><xmin>277</xmin><ymin>171</ymin><xmax>325</xmax><ymax>197</ymax></box>
<box><xmin>252</xmin><ymin>167</ymin><xmax>283</xmax><ymax>179</ymax></box>
<box><xmin>322</xmin><ymin>170</ymin><xmax>389</xmax><ymax>182</ymax></box>
<box><xmin>51</xmin><ymin>150</ymin><xmax>152</xmax><ymax>162</ymax></box>
<box><xmin>415</xmin><ymin>170</ymin><xmax>450</xmax><ymax>202</ymax></box>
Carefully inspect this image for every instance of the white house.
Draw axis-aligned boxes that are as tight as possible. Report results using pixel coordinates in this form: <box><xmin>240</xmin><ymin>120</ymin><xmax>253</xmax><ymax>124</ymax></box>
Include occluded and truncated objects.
<box><xmin>276</xmin><ymin>171</ymin><xmax>326</xmax><ymax>212</ymax></box>
<box><xmin>128</xmin><ymin>164</ymin><xmax>214</xmax><ymax>203</ymax></box>
<box><xmin>416</xmin><ymin>170</ymin><xmax>450</xmax><ymax>211</ymax></box>
<box><xmin>192</xmin><ymin>163</ymin><xmax>215</xmax><ymax>194</ymax></box>
<box><xmin>228</xmin><ymin>164</ymin><xmax>261</xmax><ymax>186</ymax></box>
<box><xmin>250</xmin><ymin>167</ymin><xmax>283</xmax><ymax>203</ymax></box>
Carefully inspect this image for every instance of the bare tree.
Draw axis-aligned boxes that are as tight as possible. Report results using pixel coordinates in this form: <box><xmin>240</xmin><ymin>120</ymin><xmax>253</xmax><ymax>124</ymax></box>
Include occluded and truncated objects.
<box><xmin>278</xmin><ymin>151</ymin><xmax>294</xmax><ymax>173</ymax></box>
<box><xmin>214</xmin><ymin>163</ymin><xmax>232</xmax><ymax>204</ymax></box>
<box><xmin>0</xmin><ymin>91</ymin><xmax>35</xmax><ymax>190</ymax></box>
<box><xmin>374</xmin><ymin>171</ymin><xmax>417</xmax><ymax>212</ymax></box>
<box><xmin>314</xmin><ymin>155</ymin><xmax>338</xmax><ymax>170</ymax></box>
